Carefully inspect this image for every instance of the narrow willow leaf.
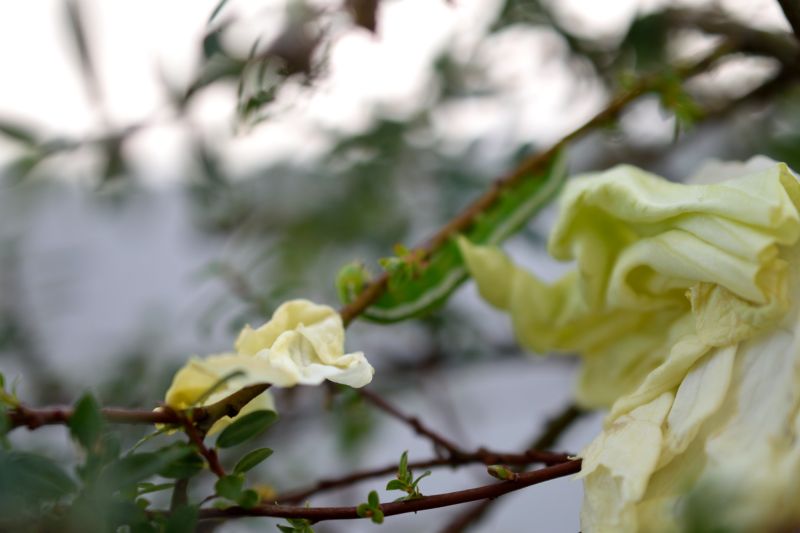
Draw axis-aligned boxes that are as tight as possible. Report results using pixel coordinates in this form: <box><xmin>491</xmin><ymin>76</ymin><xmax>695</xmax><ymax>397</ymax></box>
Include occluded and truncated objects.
<box><xmin>64</xmin><ymin>0</ymin><xmax>99</xmax><ymax>95</ymax></box>
<box><xmin>216</xmin><ymin>410</ymin><xmax>277</xmax><ymax>449</ymax></box>
<box><xmin>0</xmin><ymin>119</ymin><xmax>37</xmax><ymax>145</ymax></box>
<box><xmin>233</xmin><ymin>447</ymin><xmax>273</xmax><ymax>474</ymax></box>
<box><xmin>207</xmin><ymin>0</ymin><xmax>231</xmax><ymax>24</ymax></box>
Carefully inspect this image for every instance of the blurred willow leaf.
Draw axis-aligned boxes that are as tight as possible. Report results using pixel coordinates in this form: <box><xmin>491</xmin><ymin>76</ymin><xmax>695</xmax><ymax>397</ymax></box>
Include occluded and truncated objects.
<box><xmin>203</xmin><ymin>29</ymin><xmax>226</xmax><ymax>60</ymax></box>
<box><xmin>101</xmin><ymin>136</ymin><xmax>128</xmax><ymax>183</ymax></box>
<box><xmin>64</xmin><ymin>0</ymin><xmax>100</xmax><ymax>99</ymax></box>
<box><xmin>216</xmin><ymin>410</ymin><xmax>278</xmax><ymax>448</ymax></box>
<box><xmin>4</xmin><ymin>153</ymin><xmax>44</xmax><ymax>181</ymax></box>
<box><xmin>208</xmin><ymin>0</ymin><xmax>231</xmax><ymax>25</ymax></box>
<box><xmin>0</xmin><ymin>119</ymin><xmax>38</xmax><ymax>146</ymax></box>
<box><xmin>621</xmin><ymin>13</ymin><xmax>669</xmax><ymax>71</ymax></box>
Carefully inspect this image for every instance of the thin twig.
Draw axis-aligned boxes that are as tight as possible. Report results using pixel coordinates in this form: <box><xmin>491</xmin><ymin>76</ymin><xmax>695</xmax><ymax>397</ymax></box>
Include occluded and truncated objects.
<box><xmin>358</xmin><ymin>388</ymin><xmax>464</xmax><ymax>458</ymax></box>
<box><xmin>190</xmin><ymin>460</ymin><xmax>581</xmax><ymax>522</ymax></box>
<box><xmin>439</xmin><ymin>404</ymin><xmax>587</xmax><ymax>533</ymax></box>
<box><xmin>167</xmin><ymin>406</ymin><xmax>227</xmax><ymax>479</ymax></box>
<box><xmin>277</xmin><ymin>446</ymin><xmax>573</xmax><ymax>504</ymax></box>
<box><xmin>337</xmin><ymin>43</ymin><xmax>732</xmax><ymax>327</ymax></box>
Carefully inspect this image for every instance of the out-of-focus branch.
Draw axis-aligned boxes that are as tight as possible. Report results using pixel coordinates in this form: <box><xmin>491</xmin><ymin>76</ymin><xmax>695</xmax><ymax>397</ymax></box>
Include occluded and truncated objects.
<box><xmin>777</xmin><ymin>0</ymin><xmax>800</xmax><ymax>45</ymax></box>
<box><xmin>191</xmin><ymin>459</ymin><xmax>581</xmax><ymax>522</ymax></box>
<box><xmin>439</xmin><ymin>404</ymin><xmax>587</xmax><ymax>533</ymax></box>
<box><xmin>338</xmin><ymin>43</ymin><xmax>732</xmax><ymax>326</ymax></box>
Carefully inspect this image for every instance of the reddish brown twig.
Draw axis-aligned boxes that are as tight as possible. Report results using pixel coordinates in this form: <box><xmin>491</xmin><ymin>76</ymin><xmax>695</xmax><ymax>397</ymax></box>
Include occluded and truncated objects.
<box><xmin>277</xmin><ymin>446</ymin><xmax>573</xmax><ymax>504</ymax></box>
<box><xmin>193</xmin><ymin>459</ymin><xmax>581</xmax><ymax>522</ymax></box>
<box><xmin>8</xmin><ymin>404</ymin><xmax>184</xmax><ymax>429</ymax></box>
<box><xmin>439</xmin><ymin>404</ymin><xmax>586</xmax><ymax>533</ymax></box>
<box><xmin>358</xmin><ymin>387</ymin><xmax>465</xmax><ymax>458</ymax></box>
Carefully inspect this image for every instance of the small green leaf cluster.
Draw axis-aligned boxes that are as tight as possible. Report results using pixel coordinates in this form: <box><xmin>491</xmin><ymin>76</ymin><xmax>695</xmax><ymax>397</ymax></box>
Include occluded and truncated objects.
<box><xmin>379</xmin><ymin>244</ymin><xmax>428</xmax><ymax>290</ymax></box>
<box><xmin>356</xmin><ymin>490</ymin><xmax>384</xmax><ymax>524</ymax></box>
<box><xmin>385</xmin><ymin>451</ymin><xmax>430</xmax><ymax>501</ymax></box>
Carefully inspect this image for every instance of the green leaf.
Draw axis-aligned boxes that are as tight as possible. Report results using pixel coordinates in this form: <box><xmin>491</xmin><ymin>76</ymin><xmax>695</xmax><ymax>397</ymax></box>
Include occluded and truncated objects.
<box><xmin>286</xmin><ymin>518</ymin><xmax>315</xmax><ymax>532</ymax></box>
<box><xmin>0</xmin><ymin>450</ymin><xmax>77</xmax><ymax>514</ymax></box>
<box><xmin>385</xmin><ymin>479</ymin><xmax>405</xmax><ymax>491</ymax></box>
<box><xmin>64</xmin><ymin>0</ymin><xmax>98</xmax><ymax>91</ymax></box>
<box><xmin>367</xmin><ymin>490</ymin><xmax>380</xmax><ymax>508</ymax></box>
<box><xmin>356</xmin><ymin>503</ymin><xmax>371</xmax><ymax>518</ymax></box>
<box><xmin>99</xmin><ymin>446</ymin><xmax>192</xmax><ymax>491</ymax></box>
<box><xmin>216</xmin><ymin>410</ymin><xmax>278</xmax><ymax>448</ymax></box>
<box><xmin>215</xmin><ymin>474</ymin><xmax>244</xmax><ymax>501</ymax></box>
<box><xmin>136</xmin><ymin>482</ymin><xmax>175</xmax><ymax>496</ymax></box>
<box><xmin>164</xmin><ymin>504</ymin><xmax>198</xmax><ymax>533</ymax></box>
<box><xmin>208</xmin><ymin>0</ymin><xmax>231</xmax><ymax>24</ymax></box>
<box><xmin>398</xmin><ymin>451</ymin><xmax>408</xmax><ymax>481</ymax></box>
<box><xmin>238</xmin><ymin>488</ymin><xmax>260</xmax><ymax>509</ymax></box>
<box><xmin>69</xmin><ymin>393</ymin><xmax>104</xmax><ymax>450</ymax></box>
<box><xmin>370</xmin><ymin>508</ymin><xmax>384</xmax><ymax>524</ymax></box>
<box><xmin>0</xmin><ymin>119</ymin><xmax>38</xmax><ymax>145</ymax></box>
<box><xmin>412</xmin><ymin>470</ymin><xmax>431</xmax><ymax>489</ymax></box>
<box><xmin>234</xmin><ymin>447</ymin><xmax>273</xmax><ymax>474</ymax></box>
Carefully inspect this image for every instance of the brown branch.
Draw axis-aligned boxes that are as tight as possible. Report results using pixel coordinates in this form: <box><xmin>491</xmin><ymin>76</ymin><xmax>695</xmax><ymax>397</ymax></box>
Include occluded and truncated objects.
<box><xmin>192</xmin><ymin>459</ymin><xmax>581</xmax><ymax>522</ymax></box>
<box><xmin>778</xmin><ymin>0</ymin><xmax>800</xmax><ymax>45</ymax></box>
<box><xmin>277</xmin><ymin>446</ymin><xmax>573</xmax><ymax>504</ymax></box>
<box><xmin>439</xmin><ymin>404</ymin><xmax>587</xmax><ymax>533</ymax></box>
<box><xmin>337</xmin><ymin>43</ymin><xmax>732</xmax><ymax>327</ymax></box>
<box><xmin>358</xmin><ymin>387</ymin><xmax>464</xmax><ymax>457</ymax></box>
<box><xmin>7</xmin><ymin>383</ymin><xmax>271</xmax><ymax>432</ymax></box>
